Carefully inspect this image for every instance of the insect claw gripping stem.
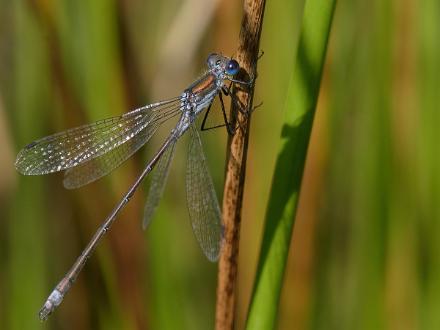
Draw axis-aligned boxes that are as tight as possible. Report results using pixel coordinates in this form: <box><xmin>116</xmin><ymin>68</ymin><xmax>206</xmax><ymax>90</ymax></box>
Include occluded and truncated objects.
<box><xmin>251</xmin><ymin>101</ymin><xmax>263</xmax><ymax>114</ymax></box>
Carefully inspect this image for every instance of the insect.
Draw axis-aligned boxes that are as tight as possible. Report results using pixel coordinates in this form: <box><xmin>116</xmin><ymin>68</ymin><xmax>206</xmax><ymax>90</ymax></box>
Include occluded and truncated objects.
<box><xmin>15</xmin><ymin>53</ymin><xmax>253</xmax><ymax>320</ymax></box>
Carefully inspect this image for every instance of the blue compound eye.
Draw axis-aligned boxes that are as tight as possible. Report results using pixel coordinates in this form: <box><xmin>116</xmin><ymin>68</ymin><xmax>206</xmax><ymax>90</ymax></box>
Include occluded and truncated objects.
<box><xmin>226</xmin><ymin>59</ymin><xmax>239</xmax><ymax>75</ymax></box>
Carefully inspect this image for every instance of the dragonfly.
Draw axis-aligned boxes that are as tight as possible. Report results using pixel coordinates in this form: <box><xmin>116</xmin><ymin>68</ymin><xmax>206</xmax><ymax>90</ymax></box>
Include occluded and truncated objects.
<box><xmin>15</xmin><ymin>53</ymin><xmax>253</xmax><ymax>320</ymax></box>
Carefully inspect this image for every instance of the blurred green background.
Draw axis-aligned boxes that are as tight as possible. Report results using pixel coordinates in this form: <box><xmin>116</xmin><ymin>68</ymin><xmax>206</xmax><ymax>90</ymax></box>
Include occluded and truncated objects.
<box><xmin>0</xmin><ymin>0</ymin><xmax>438</xmax><ymax>329</ymax></box>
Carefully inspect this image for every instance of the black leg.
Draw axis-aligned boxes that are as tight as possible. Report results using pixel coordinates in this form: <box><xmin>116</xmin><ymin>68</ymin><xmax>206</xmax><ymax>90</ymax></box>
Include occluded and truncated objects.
<box><xmin>252</xmin><ymin>101</ymin><xmax>263</xmax><ymax>113</ymax></box>
<box><xmin>222</xmin><ymin>82</ymin><xmax>233</xmax><ymax>96</ymax></box>
<box><xmin>218</xmin><ymin>92</ymin><xmax>235</xmax><ymax>135</ymax></box>
<box><xmin>228</xmin><ymin>77</ymin><xmax>254</xmax><ymax>87</ymax></box>
<box><xmin>221</xmin><ymin>88</ymin><xmax>249</xmax><ymax>134</ymax></box>
<box><xmin>222</xmin><ymin>85</ymin><xmax>249</xmax><ymax>117</ymax></box>
<box><xmin>201</xmin><ymin>102</ymin><xmax>216</xmax><ymax>131</ymax></box>
<box><xmin>200</xmin><ymin>96</ymin><xmax>234</xmax><ymax>136</ymax></box>
<box><xmin>200</xmin><ymin>84</ymin><xmax>259</xmax><ymax>135</ymax></box>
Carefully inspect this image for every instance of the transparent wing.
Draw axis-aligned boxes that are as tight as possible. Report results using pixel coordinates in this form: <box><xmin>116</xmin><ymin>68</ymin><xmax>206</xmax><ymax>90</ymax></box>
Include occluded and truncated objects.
<box><xmin>186</xmin><ymin>125</ymin><xmax>223</xmax><ymax>261</ymax></box>
<box><xmin>142</xmin><ymin>139</ymin><xmax>177</xmax><ymax>229</ymax></box>
<box><xmin>63</xmin><ymin>114</ymin><xmax>169</xmax><ymax>189</ymax></box>
<box><xmin>15</xmin><ymin>98</ymin><xmax>182</xmax><ymax>176</ymax></box>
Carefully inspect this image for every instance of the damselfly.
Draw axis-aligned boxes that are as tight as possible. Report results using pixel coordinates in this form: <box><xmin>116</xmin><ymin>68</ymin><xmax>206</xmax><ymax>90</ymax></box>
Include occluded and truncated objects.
<box><xmin>15</xmin><ymin>53</ymin><xmax>253</xmax><ymax>320</ymax></box>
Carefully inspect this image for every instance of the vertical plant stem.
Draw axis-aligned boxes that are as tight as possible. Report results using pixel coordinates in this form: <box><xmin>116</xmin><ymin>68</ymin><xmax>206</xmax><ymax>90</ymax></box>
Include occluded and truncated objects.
<box><xmin>245</xmin><ymin>0</ymin><xmax>336</xmax><ymax>329</ymax></box>
<box><xmin>215</xmin><ymin>0</ymin><xmax>266</xmax><ymax>329</ymax></box>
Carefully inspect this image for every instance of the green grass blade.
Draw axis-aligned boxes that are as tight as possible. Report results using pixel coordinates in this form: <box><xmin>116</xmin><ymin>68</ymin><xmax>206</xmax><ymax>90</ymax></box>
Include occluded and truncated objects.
<box><xmin>7</xmin><ymin>3</ymin><xmax>50</xmax><ymax>329</ymax></box>
<box><xmin>246</xmin><ymin>0</ymin><xmax>337</xmax><ymax>328</ymax></box>
<box><xmin>417</xmin><ymin>0</ymin><xmax>440</xmax><ymax>328</ymax></box>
